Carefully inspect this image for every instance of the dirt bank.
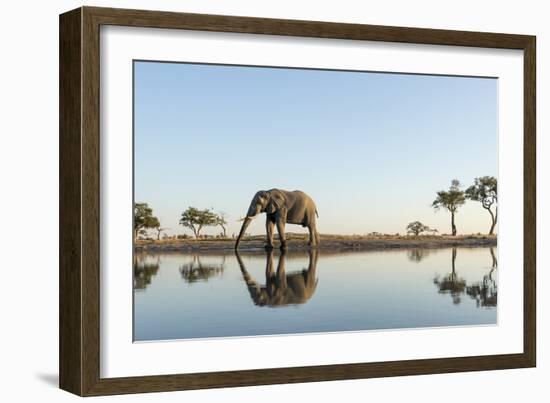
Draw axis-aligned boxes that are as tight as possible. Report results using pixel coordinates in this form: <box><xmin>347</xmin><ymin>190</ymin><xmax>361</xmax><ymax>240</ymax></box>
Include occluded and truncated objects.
<box><xmin>135</xmin><ymin>235</ymin><xmax>496</xmax><ymax>253</ymax></box>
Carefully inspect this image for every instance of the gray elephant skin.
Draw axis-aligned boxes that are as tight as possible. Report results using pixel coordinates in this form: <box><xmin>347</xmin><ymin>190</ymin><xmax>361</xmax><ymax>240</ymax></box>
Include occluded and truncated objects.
<box><xmin>235</xmin><ymin>250</ymin><xmax>318</xmax><ymax>307</ymax></box>
<box><xmin>235</xmin><ymin>189</ymin><xmax>320</xmax><ymax>249</ymax></box>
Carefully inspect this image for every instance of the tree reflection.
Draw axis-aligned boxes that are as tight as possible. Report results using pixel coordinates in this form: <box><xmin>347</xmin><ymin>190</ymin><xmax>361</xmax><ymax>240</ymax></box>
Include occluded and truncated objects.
<box><xmin>407</xmin><ymin>248</ymin><xmax>430</xmax><ymax>263</ymax></box>
<box><xmin>179</xmin><ymin>255</ymin><xmax>225</xmax><ymax>283</ymax></box>
<box><xmin>466</xmin><ymin>247</ymin><xmax>498</xmax><ymax>307</ymax></box>
<box><xmin>433</xmin><ymin>248</ymin><xmax>466</xmax><ymax>304</ymax></box>
<box><xmin>433</xmin><ymin>247</ymin><xmax>498</xmax><ymax>307</ymax></box>
<box><xmin>235</xmin><ymin>249</ymin><xmax>318</xmax><ymax>307</ymax></box>
<box><xmin>134</xmin><ymin>254</ymin><xmax>160</xmax><ymax>290</ymax></box>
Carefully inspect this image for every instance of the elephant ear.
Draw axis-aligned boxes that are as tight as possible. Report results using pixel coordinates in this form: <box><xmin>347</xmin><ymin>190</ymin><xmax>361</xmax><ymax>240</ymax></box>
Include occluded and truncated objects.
<box><xmin>265</xmin><ymin>191</ymin><xmax>285</xmax><ymax>214</ymax></box>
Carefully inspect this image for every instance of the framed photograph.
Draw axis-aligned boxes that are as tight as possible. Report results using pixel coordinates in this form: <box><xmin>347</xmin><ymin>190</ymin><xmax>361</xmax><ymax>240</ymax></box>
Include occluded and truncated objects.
<box><xmin>59</xmin><ymin>6</ymin><xmax>536</xmax><ymax>396</ymax></box>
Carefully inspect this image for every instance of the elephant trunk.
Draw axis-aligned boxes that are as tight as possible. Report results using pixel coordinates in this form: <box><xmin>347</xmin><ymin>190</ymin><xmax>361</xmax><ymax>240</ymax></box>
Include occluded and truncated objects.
<box><xmin>235</xmin><ymin>217</ymin><xmax>252</xmax><ymax>249</ymax></box>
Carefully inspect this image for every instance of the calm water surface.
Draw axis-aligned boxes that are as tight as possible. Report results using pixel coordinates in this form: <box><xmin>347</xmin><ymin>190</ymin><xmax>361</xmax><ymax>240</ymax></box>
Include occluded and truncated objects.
<box><xmin>134</xmin><ymin>247</ymin><xmax>497</xmax><ymax>341</ymax></box>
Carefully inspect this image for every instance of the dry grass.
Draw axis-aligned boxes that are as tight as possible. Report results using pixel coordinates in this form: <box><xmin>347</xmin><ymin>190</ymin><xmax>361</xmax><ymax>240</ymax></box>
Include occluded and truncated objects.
<box><xmin>135</xmin><ymin>233</ymin><xmax>497</xmax><ymax>253</ymax></box>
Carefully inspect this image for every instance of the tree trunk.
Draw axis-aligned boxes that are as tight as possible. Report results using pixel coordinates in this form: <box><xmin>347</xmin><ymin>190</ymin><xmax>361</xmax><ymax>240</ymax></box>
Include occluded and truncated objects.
<box><xmin>220</xmin><ymin>224</ymin><xmax>227</xmax><ymax>238</ymax></box>
<box><xmin>489</xmin><ymin>215</ymin><xmax>496</xmax><ymax>235</ymax></box>
<box><xmin>487</xmin><ymin>206</ymin><xmax>497</xmax><ymax>235</ymax></box>
<box><xmin>451</xmin><ymin>212</ymin><xmax>457</xmax><ymax>236</ymax></box>
<box><xmin>490</xmin><ymin>247</ymin><xmax>497</xmax><ymax>269</ymax></box>
<box><xmin>191</xmin><ymin>226</ymin><xmax>199</xmax><ymax>239</ymax></box>
<box><xmin>451</xmin><ymin>247</ymin><xmax>457</xmax><ymax>274</ymax></box>
<box><xmin>483</xmin><ymin>206</ymin><xmax>497</xmax><ymax>235</ymax></box>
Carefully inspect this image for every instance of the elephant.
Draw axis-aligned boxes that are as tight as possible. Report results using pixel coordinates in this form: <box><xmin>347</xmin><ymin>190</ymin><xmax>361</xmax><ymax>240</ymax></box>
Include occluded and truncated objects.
<box><xmin>235</xmin><ymin>249</ymin><xmax>318</xmax><ymax>307</ymax></box>
<box><xmin>235</xmin><ymin>189</ymin><xmax>320</xmax><ymax>250</ymax></box>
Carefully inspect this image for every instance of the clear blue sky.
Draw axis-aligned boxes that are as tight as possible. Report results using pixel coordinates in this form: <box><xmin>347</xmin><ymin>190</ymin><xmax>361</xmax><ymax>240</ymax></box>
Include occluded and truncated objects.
<box><xmin>134</xmin><ymin>61</ymin><xmax>497</xmax><ymax>237</ymax></box>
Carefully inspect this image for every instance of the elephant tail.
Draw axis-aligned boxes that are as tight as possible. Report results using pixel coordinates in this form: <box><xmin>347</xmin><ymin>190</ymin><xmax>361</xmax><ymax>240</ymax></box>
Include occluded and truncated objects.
<box><xmin>315</xmin><ymin>209</ymin><xmax>319</xmax><ymax>218</ymax></box>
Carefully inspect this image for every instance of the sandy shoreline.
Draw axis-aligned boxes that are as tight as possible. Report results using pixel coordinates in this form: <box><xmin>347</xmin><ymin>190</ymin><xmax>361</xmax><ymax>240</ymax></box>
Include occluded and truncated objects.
<box><xmin>135</xmin><ymin>235</ymin><xmax>497</xmax><ymax>253</ymax></box>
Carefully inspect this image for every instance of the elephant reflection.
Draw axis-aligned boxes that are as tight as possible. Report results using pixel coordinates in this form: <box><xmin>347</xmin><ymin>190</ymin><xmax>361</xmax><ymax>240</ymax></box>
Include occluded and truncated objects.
<box><xmin>134</xmin><ymin>254</ymin><xmax>160</xmax><ymax>290</ymax></box>
<box><xmin>235</xmin><ymin>249</ymin><xmax>318</xmax><ymax>307</ymax></box>
<box><xmin>466</xmin><ymin>248</ymin><xmax>498</xmax><ymax>307</ymax></box>
<box><xmin>433</xmin><ymin>247</ymin><xmax>498</xmax><ymax>307</ymax></box>
<box><xmin>433</xmin><ymin>248</ymin><xmax>466</xmax><ymax>304</ymax></box>
<box><xmin>179</xmin><ymin>255</ymin><xmax>225</xmax><ymax>283</ymax></box>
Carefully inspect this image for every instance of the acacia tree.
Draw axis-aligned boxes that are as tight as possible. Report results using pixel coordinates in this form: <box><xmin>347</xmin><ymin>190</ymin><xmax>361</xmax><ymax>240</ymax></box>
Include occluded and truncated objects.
<box><xmin>215</xmin><ymin>212</ymin><xmax>228</xmax><ymax>238</ymax></box>
<box><xmin>406</xmin><ymin>221</ymin><xmax>435</xmax><ymax>236</ymax></box>
<box><xmin>148</xmin><ymin>216</ymin><xmax>160</xmax><ymax>239</ymax></box>
<box><xmin>432</xmin><ymin>179</ymin><xmax>466</xmax><ymax>236</ymax></box>
<box><xmin>153</xmin><ymin>224</ymin><xmax>169</xmax><ymax>240</ymax></box>
<box><xmin>134</xmin><ymin>203</ymin><xmax>159</xmax><ymax>240</ymax></box>
<box><xmin>465</xmin><ymin>176</ymin><xmax>498</xmax><ymax>235</ymax></box>
<box><xmin>179</xmin><ymin>207</ymin><xmax>218</xmax><ymax>238</ymax></box>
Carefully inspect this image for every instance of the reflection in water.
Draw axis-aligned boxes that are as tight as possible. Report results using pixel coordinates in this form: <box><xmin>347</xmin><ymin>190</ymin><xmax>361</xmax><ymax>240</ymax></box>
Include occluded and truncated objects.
<box><xmin>134</xmin><ymin>247</ymin><xmax>498</xmax><ymax>340</ymax></box>
<box><xmin>407</xmin><ymin>248</ymin><xmax>431</xmax><ymax>263</ymax></box>
<box><xmin>235</xmin><ymin>250</ymin><xmax>318</xmax><ymax>307</ymax></box>
<box><xmin>133</xmin><ymin>254</ymin><xmax>160</xmax><ymax>290</ymax></box>
<box><xmin>466</xmin><ymin>248</ymin><xmax>498</xmax><ymax>307</ymax></box>
<box><xmin>434</xmin><ymin>247</ymin><xmax>498</xmax><ymax>307</ymax></box>
<box><xmin>179</xmin><ymin>255</ymin><xmax>226</xmax><ymax>283</ymax></box>
<box><xmin>433</xmin><ymin>248</ymin><xmax>466</xmax><ymax>304</ymax></box>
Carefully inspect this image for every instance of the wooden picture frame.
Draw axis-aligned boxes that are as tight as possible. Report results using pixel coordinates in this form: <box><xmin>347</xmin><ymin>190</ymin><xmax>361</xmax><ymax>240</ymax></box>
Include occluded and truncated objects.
<box><xmin>59</xmin><ymin>6</ymin><xmax>536</xmax><ymax>396</ymax></box>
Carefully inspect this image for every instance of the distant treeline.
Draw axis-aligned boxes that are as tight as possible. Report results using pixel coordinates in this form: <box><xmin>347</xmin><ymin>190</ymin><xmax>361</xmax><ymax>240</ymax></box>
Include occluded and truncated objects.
<box><xmin>134</xmin><ymin>205</ymin><xmax>229</xmax><ymax>241</ymax></box>
<box><xmin>134</xmin><ymin>176</ymin><xmax>497</xmax><ymax>241</ymax></box>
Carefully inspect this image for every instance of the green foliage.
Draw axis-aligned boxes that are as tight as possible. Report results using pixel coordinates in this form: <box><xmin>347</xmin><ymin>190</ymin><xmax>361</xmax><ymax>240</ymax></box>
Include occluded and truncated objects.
<box><xmin>406</xmin><ymin>221</ymin><xmax>436</xmax><ymax>236</ymax></box>
<box><xmin>149</xmin><ymin>216</ymin><xmax>160</xmax><ymax>229</ymax></box>
<box><xmin>432</xmin><ymin>179</ymin><xmax>466</xmax><ymax>236</ymax></box>
<box><xmin>432</xmin><ymin>179</ymin><xmax>466</xmax><ymax>213</ymax></box>
<box><xmin>134</xmin><ymin>202</ymin><xmax>159</xmax><ymax>239</ymax></box>
<box><xmin>465</xmin><ymin>176</ymin><xmax>498</xmax><ymax>234</ymax></box>
<box><xmin>465</xmin><ymin>176</ymin><xmax>497</xmax><ymax>208</ymax></box>
<box><xmin>179</xmin><ymin>207</ymin><xmax>218</xmax><ymax>238</ymax></box>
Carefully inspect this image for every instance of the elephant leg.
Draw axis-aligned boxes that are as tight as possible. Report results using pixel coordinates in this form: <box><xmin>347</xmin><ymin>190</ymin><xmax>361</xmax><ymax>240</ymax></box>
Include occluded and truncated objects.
<box><xmin>308</xmin><ymin>226</ymin><xmax>316</xmax><ymax>246</ymax></box>
<box><xmin>265</xmin><ymin>218</ymin><xmax>275</xmax><ymax>249</ymax></box>
<box><xmin>265</xmin><ymin>250</ymin><xmax>277</xmax><ymax>300</ymax></box>
<box><xmin>276</xmin><ymin>251</ymin><xmax>288</xmax><ymax>290</ymax></box>
<box><xmin>307</xmin><ymin>249</ymin><xmax>318</xmax><ymax>283</ymax></box>
<box><xmin>276</xmin><ymin>218</ymin><xmax>287</xmax><ymax>249</ymax></box>
<box><xmin>308</xmin><ymin>223</ymin><xmax>319</xmax><ymax>246</ymax></box>
<box><xmin>265</xmin><ymin>249</ymin><xmax>275</xmax><ymax>277</ymax></box>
